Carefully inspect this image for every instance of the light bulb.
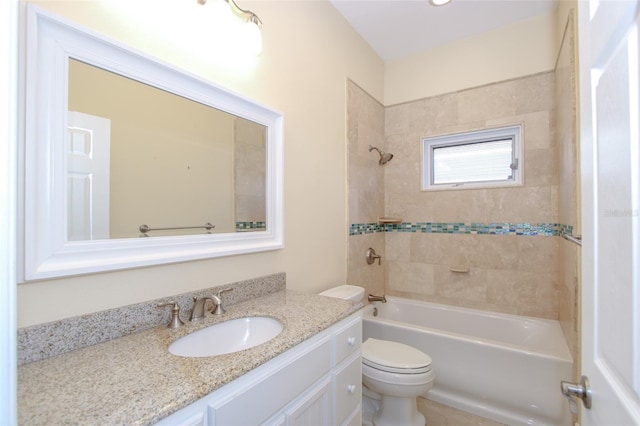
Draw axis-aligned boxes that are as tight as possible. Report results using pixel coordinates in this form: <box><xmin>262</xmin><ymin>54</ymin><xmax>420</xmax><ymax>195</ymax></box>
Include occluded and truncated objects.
<box><xmin>243</xmin><ymin>19</ymin><xmax>262</xmax><ymax>55</ymax></box>
<box><xmin>429</xmin><ymin>0</ymin><xmax>452</xmax><ymax>6</ymax></box>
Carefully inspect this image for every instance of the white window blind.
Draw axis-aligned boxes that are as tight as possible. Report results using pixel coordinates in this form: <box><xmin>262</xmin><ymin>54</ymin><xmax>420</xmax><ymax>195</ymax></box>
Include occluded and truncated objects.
<box><xmin>422</xmin><ymin>125</ymin><xmax>522</xmax><ymax>190</ymax></box>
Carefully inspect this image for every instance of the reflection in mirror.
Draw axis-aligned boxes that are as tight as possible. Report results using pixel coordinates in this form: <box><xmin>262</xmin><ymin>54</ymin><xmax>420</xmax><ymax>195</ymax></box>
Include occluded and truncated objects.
<box><xmin>67</xmin><ymin>59</ymin><xmax>266</xmax><ymax>240</ymax></box>
<box><xmin>22</xmin><ymin>5</ymin><xmax>283</xmax><ymax>280</ymax></box>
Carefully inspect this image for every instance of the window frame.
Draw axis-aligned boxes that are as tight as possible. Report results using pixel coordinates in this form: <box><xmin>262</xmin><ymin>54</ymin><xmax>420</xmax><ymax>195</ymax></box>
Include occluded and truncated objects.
<box><xmin>421</xmin><ymin>124</ymin><xmax>523</xmax><ymax>191</ymax></box>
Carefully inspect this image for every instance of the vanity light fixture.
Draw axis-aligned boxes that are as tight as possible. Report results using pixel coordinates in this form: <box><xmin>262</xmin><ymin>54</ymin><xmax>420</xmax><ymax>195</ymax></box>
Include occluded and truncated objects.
<box><xmin>197</xmin><ymin>0</ymin><xmax>263</xmax><ymax>54</ymax></box>
<box><xmin>429</xmin><ymin>0</ymin><xmax>452</xmax><ymax>6</ymax></box>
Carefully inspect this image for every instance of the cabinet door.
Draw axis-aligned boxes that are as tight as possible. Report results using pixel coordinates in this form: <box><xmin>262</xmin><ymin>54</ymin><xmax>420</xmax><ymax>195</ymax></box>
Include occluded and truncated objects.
<box><xmin>341</xmin><ymin>404</ymin><xmax>362</xmax><ymax>426</ymax></box>
<box><xmin>208</xmin><ymin>338</ymin><xmax>331</xmax><ymax>425</ymax></box>
<box><xmin>333</xmin><ymin>351</ymin><xmax>362</xmax><ymax>424</ymax></box>
<box><xmin>262</xmin><ymin>413</ymin><xmax>286</xmax><ymax>426</ymax></box>
<box><xmin>285</xmin><ymin>377</ymin><xmax>332</xmax><ymax>426</ymax></box>
<box><xmin>175</xmin><ymin>412</ymin><xmax>205</xmax><ymax>426</ymax></box>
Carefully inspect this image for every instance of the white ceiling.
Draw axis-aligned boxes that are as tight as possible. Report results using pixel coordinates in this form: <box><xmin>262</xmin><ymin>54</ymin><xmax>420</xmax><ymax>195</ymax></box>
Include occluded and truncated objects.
<box><xmin>329</xmin><ymin>0</ymin><xmax>558</xmax><ymax>62</ymax></box>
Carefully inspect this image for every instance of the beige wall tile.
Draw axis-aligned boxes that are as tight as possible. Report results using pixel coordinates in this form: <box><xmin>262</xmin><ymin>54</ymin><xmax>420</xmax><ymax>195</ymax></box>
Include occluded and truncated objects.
<box><xmin>421</xmin><ymin>94</ymin><xmax>459</xmax><ymax>130</ymax></box>
<box><xmin>387</xmin><ymin>261</ymin><xmax>435</xmax><ymax>295</ymax></box>
<box><xmin>487</xmin><ymin>111</ymin><xmax>552</xmax><ymax>150</ymax></box>
<box><xmin>516</xmin><ymin>236</ymin><xmax>560</xmax><ymax>274</ymax></box>
<box><xmin>385</xmin><ymin>192</ymin><xmax>436</xmax><ymax>223</ymax></box>
<box><xmin>515</xmin><ymin>72</ymin><xmax>555</xmax><ymax>114</ymax></box>
<box><xmin>410</xmin><ymin>233</ymin><xmax>465</xmax><ymax>265</ymax></box>
<box><xmin>347</xmin><ymin>81</ymin><xmax>386</xmax><ymax>297</ymax></box>
<box><xmin>487</xmin><ymin>269</ymin><xmax>558</xmax><ymax>319</ymax></box>
<box><xmin>457</xmin><ymin>81</ymin><xmax>517</xmax><ymax>123</ymax></box>
<box><xmin>385</xmin><ymin>232</ymin><xmax>412</xmax><ymax>261</ymax></box>
<box><xmin>525</xmin><ymin>148</ymin><xmax>559</xmax><ymax>187</ymax></box>
<box><xmin>484</xmin><ymin>186</ymin><xmax>558</xmax><ymax>223</ymax></box>
<box><xmin>471</xmin><ymin>235</ymin><xmax>519</xmax><ymax>270</ymax></box>
<box><xmin>425</xmin><ymin>190</ymin><xmax>489</xmax><ymax>223</ymax></box>
<box><xmin>554</xmin><ymin>12</ymin><xmax>579</xmax><ymax>360</ymax></box>
<box><xmin>433</xmin><ymin>265</ymin><xmax>488</xmax><ymax>303</ymax></box>
<box><xmin>348</xmin><ymin>69</ymin><xmax>577</xmax><ymax>323</ymax></box>
<box><xmin>347</xmin><ymin>233</ymin><xmax>385</xmax><ymax>296</ymax></box>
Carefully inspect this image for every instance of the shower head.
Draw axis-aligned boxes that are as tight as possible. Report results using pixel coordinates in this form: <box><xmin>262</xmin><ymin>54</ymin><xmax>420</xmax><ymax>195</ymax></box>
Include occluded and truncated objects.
<box><xmin>368</xmin><ymin>145</ymin><xmax>394</xmax><ymax>165</ymax></box>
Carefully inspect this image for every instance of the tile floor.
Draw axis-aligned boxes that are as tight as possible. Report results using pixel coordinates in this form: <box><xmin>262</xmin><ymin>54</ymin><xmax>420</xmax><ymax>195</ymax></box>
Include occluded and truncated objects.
<box><xmin>417</xmin><ymin>398</ymin><xmax>506</xmax><ymax>426</ymax></box>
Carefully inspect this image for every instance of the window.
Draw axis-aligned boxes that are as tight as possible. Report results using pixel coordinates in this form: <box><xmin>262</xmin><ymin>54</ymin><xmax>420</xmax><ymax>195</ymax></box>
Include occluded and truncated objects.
<box><xmin>421</xmin><ymin>125</ymin><xmax>522</xmax><ymax>190</ymax></box>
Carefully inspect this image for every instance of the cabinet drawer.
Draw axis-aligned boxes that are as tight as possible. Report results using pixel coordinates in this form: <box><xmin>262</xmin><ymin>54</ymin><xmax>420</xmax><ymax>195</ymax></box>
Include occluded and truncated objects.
<box><xmin>333</xmin><ymin>351</ymin><xmax>362</xmax><ymax>424</ymax></box>
<box><xmin>333</xmin><ymin>314</ymin><xmax>362</xmax><ymax>365</ymax></box>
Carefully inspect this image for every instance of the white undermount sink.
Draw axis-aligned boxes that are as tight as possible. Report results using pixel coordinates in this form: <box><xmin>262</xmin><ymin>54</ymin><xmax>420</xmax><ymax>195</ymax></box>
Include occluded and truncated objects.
<box><xmin>169</xmin><ymin>316</ymin><xmax>283</xmax><ymax>357</ymax></box>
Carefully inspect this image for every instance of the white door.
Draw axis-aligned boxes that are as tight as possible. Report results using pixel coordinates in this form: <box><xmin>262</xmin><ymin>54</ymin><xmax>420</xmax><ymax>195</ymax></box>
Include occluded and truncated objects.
<box><xmin>67</xmin><ymin>111</ymin><xmax>111</xmax><ymax>240</ymax></box>
<box><xmin>578</xmin><ymin>0</ymin><xmax>640</xmax><ymax>424</ymax></box>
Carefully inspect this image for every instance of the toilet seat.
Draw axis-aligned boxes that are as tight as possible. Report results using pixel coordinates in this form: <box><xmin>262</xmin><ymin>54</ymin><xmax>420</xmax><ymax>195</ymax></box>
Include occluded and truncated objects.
<box><xmin>362</xmin><ymin>338</ymin><xmax>432</xmax><ymax>374</ymax></box>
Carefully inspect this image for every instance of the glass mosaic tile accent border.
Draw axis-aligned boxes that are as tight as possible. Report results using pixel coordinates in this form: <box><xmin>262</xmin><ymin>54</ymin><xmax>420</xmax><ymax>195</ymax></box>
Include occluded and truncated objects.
<box><xmin>236</xmin><ymin>221</ymin><xmax>266</xmax><ymax>231</ymax></box>
<box><xmin>349</xmin><ymin>222</ymin><xmax>574</xmax><ymax>237</ymax></box>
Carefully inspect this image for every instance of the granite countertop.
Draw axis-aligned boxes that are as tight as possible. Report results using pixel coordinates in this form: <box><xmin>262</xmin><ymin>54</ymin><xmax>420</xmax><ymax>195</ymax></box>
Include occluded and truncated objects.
<box><xmin>18</xmin><ymin>290</ymin><xmax>362</xmax><ymax>425</ymax></box>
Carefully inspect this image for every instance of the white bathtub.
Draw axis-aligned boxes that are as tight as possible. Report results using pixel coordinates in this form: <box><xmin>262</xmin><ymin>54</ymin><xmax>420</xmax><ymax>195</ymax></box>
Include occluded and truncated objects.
<box><xmin>363</xmin><ymin>297</ymin><xmax>573</xmax><ymax>426</ymax></box>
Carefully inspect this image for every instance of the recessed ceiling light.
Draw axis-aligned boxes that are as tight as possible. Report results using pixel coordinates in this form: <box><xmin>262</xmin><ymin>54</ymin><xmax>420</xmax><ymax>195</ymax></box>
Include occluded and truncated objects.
<box><xmin>429</xmin><ymin>0</ymin><xmax>452</xmax><ymax>6</ymax></box>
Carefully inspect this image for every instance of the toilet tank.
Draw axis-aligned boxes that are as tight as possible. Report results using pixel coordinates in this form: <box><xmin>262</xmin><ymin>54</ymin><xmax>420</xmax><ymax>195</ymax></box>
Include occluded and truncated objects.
<box><xmin>319</xmin><ymin>285</ymin><xmax>364</xmax><ymax>301</ymax></box>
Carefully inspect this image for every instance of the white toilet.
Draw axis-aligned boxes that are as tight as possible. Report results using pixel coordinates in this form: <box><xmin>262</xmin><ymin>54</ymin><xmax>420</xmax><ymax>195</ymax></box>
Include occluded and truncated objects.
<box><xmin>319</xmin><ymin>285</ymin><xmax>435</xmax><ymax>426</ymax></box>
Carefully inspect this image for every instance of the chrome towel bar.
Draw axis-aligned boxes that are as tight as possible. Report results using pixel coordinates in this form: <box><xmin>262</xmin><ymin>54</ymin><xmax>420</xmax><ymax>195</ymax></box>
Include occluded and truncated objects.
<box><xmin>139</xmin><ymin>222</ymin><xmax>215</xmax><ymax>234</ymax></box>
<box><xmin>562</xmin><ymin>233</ymin><xmax>582</xmax><ymax>246</ymax></box>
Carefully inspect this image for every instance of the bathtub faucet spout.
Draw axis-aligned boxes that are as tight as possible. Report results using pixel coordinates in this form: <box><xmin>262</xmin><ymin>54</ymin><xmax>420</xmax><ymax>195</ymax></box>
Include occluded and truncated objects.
<box><xmin>368</xmin><ymin>294</ymin><xmax>387</xmax><ymax>303</ymax></box>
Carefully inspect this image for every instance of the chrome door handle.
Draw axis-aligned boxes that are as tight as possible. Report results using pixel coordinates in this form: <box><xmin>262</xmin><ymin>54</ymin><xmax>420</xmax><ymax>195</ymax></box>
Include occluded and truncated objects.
<box><xmin>561</xmin><ymin>375</ymin><xmax>592</xmax><ymax>414</ymax></box>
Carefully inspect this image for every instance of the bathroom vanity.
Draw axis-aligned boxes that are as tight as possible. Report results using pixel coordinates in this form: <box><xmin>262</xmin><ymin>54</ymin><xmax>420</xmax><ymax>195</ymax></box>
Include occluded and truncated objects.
<box><xmin>18</xmin><ymin>291</ymin><xmax>362</xmax><ymax>425</ymax></box>
<box><xmin>158</xmin><ymin>310</ymin><xmax>362</xmax><ymax>425</ymax></box>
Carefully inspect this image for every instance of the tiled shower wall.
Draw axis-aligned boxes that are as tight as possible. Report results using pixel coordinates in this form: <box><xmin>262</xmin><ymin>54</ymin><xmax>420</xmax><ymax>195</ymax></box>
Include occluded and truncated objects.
<box><xmin>346</xmin><ymin>80</ymin><xmax>386</xmax><ymax>297</ymax></box>
<box><xmin>382</xmin><ymin>71</ymin><xmax>560</xmax><ymax>319</ymax></box>
<box><xmin>347</xmin><ymin>10</ymin><xmax>579</xmax><ymax>362</ymax></box>
<box><xmin>555</xmin><ymin>12</ymin><xmax>580</xmax><ymax>360</ymax></box>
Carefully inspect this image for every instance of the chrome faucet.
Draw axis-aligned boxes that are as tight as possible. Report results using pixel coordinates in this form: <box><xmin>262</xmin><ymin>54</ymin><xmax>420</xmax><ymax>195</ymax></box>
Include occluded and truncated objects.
<box><xmin>368</xmin><ymin>294</ymin><xmax>387</xmax><ymax>303</ymax></box>
<box><xmin>212</xmin><ymin>288</ymin><xmax>233</xmax><ymax>315</ymax></box>
<box><xmin>190</xmin><ymin>296</ymin><xmax>214</xmax><ymax>321</ymax></box>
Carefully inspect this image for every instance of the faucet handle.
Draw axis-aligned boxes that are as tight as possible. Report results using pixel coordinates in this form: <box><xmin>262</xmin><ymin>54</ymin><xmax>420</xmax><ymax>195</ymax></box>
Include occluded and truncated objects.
<box><xmin>216</xmin><ymin>287</ymin><xmax>233</xmax><ymax>298</ymax></box>
<box><xmin>157</xmin><ymin>302</ymin><xmax>185</xmax><ymax>329</ymax></box>
<box><xmin>212</xmin><ymin>287</ymin><xmax>233</xmax><ymax>315</ymax></box>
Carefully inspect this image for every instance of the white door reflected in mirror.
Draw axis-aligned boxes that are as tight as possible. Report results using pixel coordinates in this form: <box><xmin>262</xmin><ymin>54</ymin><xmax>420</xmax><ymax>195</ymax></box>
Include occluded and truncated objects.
<box><xmin>67</xmin><ymin>111</ymin><xmax>111</xmax><ymax>241</ymax></box>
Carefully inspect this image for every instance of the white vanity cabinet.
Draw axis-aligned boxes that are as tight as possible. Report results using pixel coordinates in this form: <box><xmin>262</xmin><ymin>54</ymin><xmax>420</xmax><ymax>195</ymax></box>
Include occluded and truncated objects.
<box><xmin>157</xmin><ymin>311</ymin><xmax>362</xmax><ymax>426</ymax></box>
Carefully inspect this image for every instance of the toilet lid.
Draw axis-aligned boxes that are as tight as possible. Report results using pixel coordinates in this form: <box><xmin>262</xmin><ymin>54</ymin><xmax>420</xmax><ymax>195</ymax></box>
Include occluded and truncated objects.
<box><xmin>362</xmin><ymin>338</ymin><xmax>432</xmax><ymax>373</ymax></box>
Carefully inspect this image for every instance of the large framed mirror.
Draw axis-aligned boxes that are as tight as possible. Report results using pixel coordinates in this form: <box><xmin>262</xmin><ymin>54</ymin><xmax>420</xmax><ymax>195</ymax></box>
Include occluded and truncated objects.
<box><xmin>21</xmin><ymin>5</ymin><xmax>284</xmax><ymax>281</ymax></box>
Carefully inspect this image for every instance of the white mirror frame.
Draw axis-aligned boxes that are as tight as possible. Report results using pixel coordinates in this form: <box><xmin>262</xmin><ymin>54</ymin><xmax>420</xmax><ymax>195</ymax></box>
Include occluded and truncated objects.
<box><xmin>20</xmin><ymin>5</ymin><xmax>284</xmax><ymax>281</ymax></box>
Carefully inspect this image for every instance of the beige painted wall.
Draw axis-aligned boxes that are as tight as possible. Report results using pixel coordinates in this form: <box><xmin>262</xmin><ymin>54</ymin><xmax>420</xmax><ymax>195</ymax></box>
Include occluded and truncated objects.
<box><xmin>69</xmin><ymin>59</ymin><xmax>236</xmax><ymax>237</ymax></box>
<box><xmin>234</xmin><ymin>119</ymin><xmax>267</xmax><ymax>224</ymax></box>
<box><xmin>384</xmin><ymin>11</ymin><xmax>557</xmax><ymax>105</ymax></box>
<box><xmin>18</xmin><ymin>0</ymin><xmax>384</xmax><ymax>327</ymax></box>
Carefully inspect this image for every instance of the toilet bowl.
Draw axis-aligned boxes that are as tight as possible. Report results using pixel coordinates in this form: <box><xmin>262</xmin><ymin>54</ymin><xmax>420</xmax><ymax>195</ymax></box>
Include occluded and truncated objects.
<box><xmin>319</xmin><ymin>285</ymin><xmax>435</xmax><ymax>426</ymax></box>
<box><xmin>362</xmin><ymin>338</ymin><xmax>434</xmax><ymax>426</ymax></box>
